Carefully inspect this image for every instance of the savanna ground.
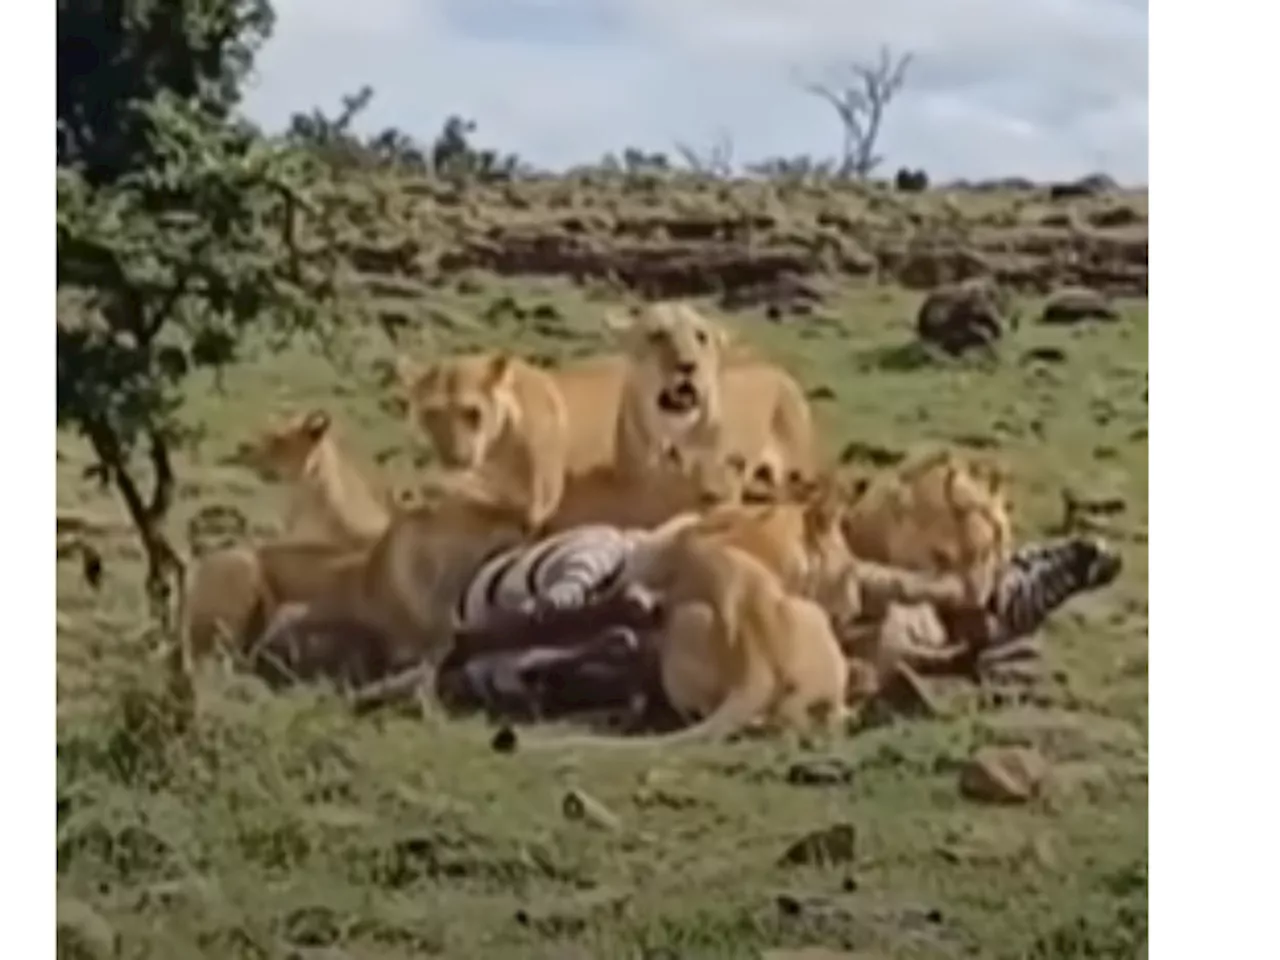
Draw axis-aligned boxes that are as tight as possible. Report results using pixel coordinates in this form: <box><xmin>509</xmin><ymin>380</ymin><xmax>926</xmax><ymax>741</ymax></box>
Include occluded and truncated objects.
<box><xmin>56</xmin><ymin>176</ymin><xmax>1148</xmax><ymax>959</ymax></box>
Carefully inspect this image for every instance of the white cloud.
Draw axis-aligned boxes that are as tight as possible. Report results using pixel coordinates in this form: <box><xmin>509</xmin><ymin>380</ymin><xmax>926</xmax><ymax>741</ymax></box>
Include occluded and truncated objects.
<box><xmin>245</xmin><ymin>0</ymin><xmax>1148</xmax><ymax>183</ymax></box>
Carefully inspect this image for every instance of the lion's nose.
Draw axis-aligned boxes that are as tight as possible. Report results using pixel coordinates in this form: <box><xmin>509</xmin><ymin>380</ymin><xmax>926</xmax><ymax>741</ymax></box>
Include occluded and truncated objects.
<box><xmin>675</xmin><ymin>361</ymin><xmax>696</xmax><ymax>376</ymax></box>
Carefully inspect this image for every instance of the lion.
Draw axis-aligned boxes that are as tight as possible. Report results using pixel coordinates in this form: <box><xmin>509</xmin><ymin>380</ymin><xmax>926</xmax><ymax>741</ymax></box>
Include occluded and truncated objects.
<box><xmin>649</xmin><ymin>479</ymin><xmax>976</xmax><ymax>714</ymax></box>
<box><xmin>224</xmin><ymin>408</ymin><xmax>392</xmax><ymax>546</ymax></box>
<box><xmin>838</xmin><ymin>447</ymin><xmax>1014</xmax><ymax>607</ymax></box>
<box><xmin>606</xmin><ymin>302</ymin><xmax>727</xmax><ymax>474</ymax></box>
<box><xmin>716</xmin><ymin>448</ymin><xmax>1015</xmax><ymax>689</ymax></box>
<box><xmin>547</xmin><ymin>352</ymin><xmax>631</xmax><ymax>477</ymax></box>
<box><xmin>514</xmin><ymin>527</ymin><xmax>851</xmax><ymax>748</ymax></box>
<box><xmin>595</xmin><ymin>302</ymin><xmax>818</xmax><ymax>486</ymax></box>
<box><xmin>181</xmin><ymin>478</ymin><xmax>531</xmax><ymax>677</ymax></box>
<box><xmin>398</xmin><ymin>352</ymin><xmax>570</xmax><ymax>529</ymax></box>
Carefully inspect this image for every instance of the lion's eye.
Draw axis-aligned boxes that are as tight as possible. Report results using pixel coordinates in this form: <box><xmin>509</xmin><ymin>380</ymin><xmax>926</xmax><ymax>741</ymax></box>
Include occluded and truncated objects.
<box><xmin>695</xmin><ymin>330</ymin><xmax>708</xmax><ymax>346</ymax></box>
<box><xmin>459</xmin><ymin>406</ymin><xmax>482</xmax><ymax>427</ymax></box>
<box><xmin>647</xmin><ymin>330</ymin><xmax>665</xmax><ymax>345</ymax></box>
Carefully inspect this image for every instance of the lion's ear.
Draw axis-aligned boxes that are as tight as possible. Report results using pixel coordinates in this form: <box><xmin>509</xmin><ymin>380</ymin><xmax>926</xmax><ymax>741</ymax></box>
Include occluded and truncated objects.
<box><xmin>707</xmin><ymin>317</ymin><xmax>731</xmax><ymax>352</ymax></box>
<box><xmin>603</xmin><ymin>307</ymin><xmax>636</xmax><ymax>337</ymax></box>
<box><xmin>486</xmin><ymin>353</ymin><xmax>516</xmax><ymax>389</ymax></box>
<box><xmin>842</xmin><ymin>468</ymin><xmax>873</xmax><ymax>502</ymax></box>
<box><xmin>302</xmin><ymin>408</ymin><xmax>331</xmax><ymax>441</ymax></box>
<box><xmin>396</xmin><ymin>355</ymin><xmax>428</xmax><ymax>389</ymax></box>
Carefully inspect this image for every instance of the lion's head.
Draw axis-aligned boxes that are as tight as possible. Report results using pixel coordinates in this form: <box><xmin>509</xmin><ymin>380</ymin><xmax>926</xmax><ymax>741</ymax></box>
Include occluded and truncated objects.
<box><xmin>657</xmin><ymin>442</ymin><xmax>750</xmax><ymax>510</ymax></box>
<box><xmin>227</xmin><ymin>408</ymin><xmax>333</xmax><ymax>481</ymax></box>
<box><xmin>397</xmin><ymin>353</ymin><xmax>518</xmax><ymax>470</ymax></box>
<box><xmin>606</xmin><ymin>302</ymin><xmax>727</xmax><ymax>423</ymax></box>
<box><xmin>694</xmin><ymin>473</ymin><xmax>862</xmax><ymax>625</ymax></box>
<box><xmin>842</xmin><ymin>449</ymin><xmax>1014</xmax><ymax>605</ymax></box>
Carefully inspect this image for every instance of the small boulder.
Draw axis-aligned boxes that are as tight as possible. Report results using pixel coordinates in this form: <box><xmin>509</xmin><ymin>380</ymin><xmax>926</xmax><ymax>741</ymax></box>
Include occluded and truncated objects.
<box><xmin>916</xmin><ymin>278</ymin><xmax>1006</xmax><ymax>356</ymax></box>
<box><xmin>778</xmin><ymin>823</ymin><xmax>858</xmax><ymax>867</ymax></box>
<box><xmin>960</xmin><ymin>746</ymin><xmax>1048</xmax><ymax>804</ymax></box>
<box><xmin>1040</xmin><ymin>286</ymin><xmax>1119</xmax><ymax>325</ymax></box>
<box><xmin>1048</xmin><ymin>174</ymin><xmax>1116</xmax><ymax>200</ymax></box>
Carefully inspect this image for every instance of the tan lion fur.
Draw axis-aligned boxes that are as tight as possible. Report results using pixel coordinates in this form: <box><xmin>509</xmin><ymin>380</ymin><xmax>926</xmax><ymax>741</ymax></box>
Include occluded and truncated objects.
<box><xmin>839</xmin><ymin>447</ymin><xmax>1014</xmax><ymax>607</ymax></box>
<box><xmin>594</xmin><ymin>302</ymin><xmax>817</xmax><ymax>485</ymax></box>
<box><xmin>519</xmin><ymin>528</ymin><xmax>850</xmax><ymax>748</ymax></box>
<box><xmin>398</xmin><ymin>351</ymin><xmax>570</xmax><ymax>529</ymax></box>
<box><xmin>660</xmin><ymin>482</ymin><xmax>970</xmax><ymax>710</ymax></box>
<box><xmin>544</xmin><ymin>443</ymin><xmax>750</xmax><ymax>533</ymax></box>
<box><xmin>226</xmin><ymin>408</ymin><xmax>391</xmax><ymax>546</ymax></box>
<box><xmin>608</xmin><ymin>302</ymin><xmax>729</xmax><ymax>474</ymax></box>
<box><xmin>546</xmin><ymin>352</ymin><xmax>631</xmax><ymax>477</ymax></box>
<box><xmin>181</xmin><ymin>481</ymin><xmax>530</xmax><ymax>676</ymax></box>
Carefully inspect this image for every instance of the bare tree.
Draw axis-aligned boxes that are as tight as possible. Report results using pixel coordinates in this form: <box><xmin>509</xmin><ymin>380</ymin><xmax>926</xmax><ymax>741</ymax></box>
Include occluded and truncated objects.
<box><xmin>797</xmin><ymin>46</ymin><xmax>914</xmax><ymax>179</ymax></box>
<box><xmin>675</xmin><ymin>129</ymin><xmax>736</xmax><ymax>178</ymax></box>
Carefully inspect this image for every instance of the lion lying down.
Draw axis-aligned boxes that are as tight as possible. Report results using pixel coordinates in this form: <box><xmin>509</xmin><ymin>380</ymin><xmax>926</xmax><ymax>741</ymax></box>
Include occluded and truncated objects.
<box><xmin>251</xmin><ymin>531</ymin><xmax>1122</xmax><ymax>729</ymax></box>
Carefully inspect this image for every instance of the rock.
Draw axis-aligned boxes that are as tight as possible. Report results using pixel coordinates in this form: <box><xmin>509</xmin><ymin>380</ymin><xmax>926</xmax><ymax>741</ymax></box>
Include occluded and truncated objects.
<box><xmin>874</xmin><ymin>662</ymin><xmax>941</xmax><ymax>718</ymax></box>
<box><xmin>892</xmin><ymin>247</ymin><xmax>990</xmax><ymax>290</ymax></box>
<box><xmin>1040</xmin><ymin>286</ymin><xmax>1119</xmax><ymax>325</ymax></box>
<box><xmin>514</xmin><ymin>887</ymin><xmax>631</xmax><ymax>937</ymax></box>
<box><xmin>1048</xmin><ymin>174</ymin><xmax>1116</xmax><ymax>200</ymax></box>
<box><xmin>719</xmin><ymin>272</ymin><xmax>827</xmax><ymax>315</ymax></box>
<box><xmin>1089</xmin><ymin>205</ymin><xmax>1143</xmax><ymax>228</ymax></box>
<box><xmin>915</xmin><ymin>279</ymin><xmax>1006</xmax><ymax>356</ymax></box>
<box><xmin>778</xmin><ymin>823</ymin><xmax>858</xmax><ymax>867</ymax></box>
<box><xmin>786</xmin><ymin>758</ymin><xmax>856</xmax><ymax>786</ymax></box>
<box><xmin>1021</xmin><ymin>346</ymin><xmax>1067</xmax><ymax>365</ymax></box>
<box><xmin>561</xmin><ymin>788</ymin><xmax>621</xmax><ymax>830</ymax></box>
<box><xmin>490</xmin><ymin>726</ymin><xmax>518</xmax><ymax>753</ymax></box>
<box><xmin>959</xmin><ymin>746</ymin><xmax>1049</xmax><ymax>804</ymax></box>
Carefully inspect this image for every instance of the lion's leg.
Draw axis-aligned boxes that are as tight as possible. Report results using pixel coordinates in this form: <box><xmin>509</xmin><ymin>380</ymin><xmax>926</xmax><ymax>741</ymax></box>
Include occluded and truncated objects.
<box><xmin>855</xmin><ymin>559</ymin><xmax>970</xmax><ymax>610</ymax></box>
<box><xmin>771</xmin><ymin>598</ymin><xmax>848</xmax><ymax>733</ymax></box>
<box><xmin>877</xmin><ymin>603</ymin><xmax>973</xmax><ymax>677</ymax></box>
<box><xmin>183</xmin><ymin>546</ymin><xmax>266</xmax><ymax>673</ymax></box>
<box><xmin>658</xmin><ymin>601</ymin><xmax>723</xmax><ymax>721</ymax></box>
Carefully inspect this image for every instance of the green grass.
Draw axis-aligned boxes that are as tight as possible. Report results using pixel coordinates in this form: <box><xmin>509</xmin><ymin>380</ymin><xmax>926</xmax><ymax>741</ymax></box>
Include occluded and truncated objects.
<box><xmin>57</xmin><ymin>276</ymin><xmax>1147</xmax><ymax>959</ymax></box>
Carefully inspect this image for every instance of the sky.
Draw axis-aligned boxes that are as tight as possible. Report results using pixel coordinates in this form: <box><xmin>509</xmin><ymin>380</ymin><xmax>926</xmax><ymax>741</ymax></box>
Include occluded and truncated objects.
<box><xmin>242</xmin><ymin>0</ymin><xmax>1148</xmax><ymax>184</ymax></box>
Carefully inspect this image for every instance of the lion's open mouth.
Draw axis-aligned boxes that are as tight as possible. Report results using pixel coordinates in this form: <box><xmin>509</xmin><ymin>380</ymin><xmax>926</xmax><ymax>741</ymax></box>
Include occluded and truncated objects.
<box><xmin>656</xmin><ymin>380</ymin><xmax>700</xmax><ymax>414</ymax></box>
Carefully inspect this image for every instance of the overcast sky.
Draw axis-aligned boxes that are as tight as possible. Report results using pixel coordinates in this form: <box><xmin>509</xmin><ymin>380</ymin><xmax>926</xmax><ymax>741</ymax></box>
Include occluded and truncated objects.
<box><xmin>243</xmin><ymin>0</ymin><xmax>1148</xmax><ymax>184</ymax></box>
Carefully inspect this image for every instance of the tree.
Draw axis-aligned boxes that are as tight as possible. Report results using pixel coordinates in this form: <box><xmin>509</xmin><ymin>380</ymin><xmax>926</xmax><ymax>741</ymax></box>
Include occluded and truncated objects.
<box><xmin>746</xmin><ymin>155</ymin><xmax>837</xmax><ymax>182</ymax></box>
<box><xmin>675</xmin><ymin>130</ymin><xmax>735</xmax><ymax>178</ymax></box>
<box><xmin>431</xmin><ymin>116</ymin><xmax>524</xmax><ymax>182</ymax></box>
<box><xmin>57</xmin><ymin>0</ymin><xmax>338</xmax><ymax>626</ymax></box>
<box><xmin>287</xmin><ymin>86</ymin><xmax>428</xmax><ymax>171</ymax></box>
<box><xmin>797</xmin><ymin>46</ymin><xmax>914</xmax><ymax>179</ymax></box>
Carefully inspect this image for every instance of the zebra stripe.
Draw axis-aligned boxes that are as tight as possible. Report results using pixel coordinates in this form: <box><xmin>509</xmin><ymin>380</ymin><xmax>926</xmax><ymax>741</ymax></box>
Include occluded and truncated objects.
<box><xmin>982</xmin><ymin>536</ymin><xmax>1120</xmax><ymax>660</ymax></box>
<box><xmin>454</xmin><ymin>525</ymin><xmax>636</xmax><ymax>632</ymax></box>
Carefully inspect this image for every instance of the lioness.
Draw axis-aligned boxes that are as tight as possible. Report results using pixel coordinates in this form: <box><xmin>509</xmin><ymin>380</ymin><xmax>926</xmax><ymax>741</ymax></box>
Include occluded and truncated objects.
<box><xmin>398</xmin><ymin>352</ymin><xmax>570</xmax><ymax>529</ymax></box>
<box><xmin>225</xmin><ymin>408</ymin><xmax>391</xmax><ymax>546</ymax></box>
<box><xmin>570</xmin><ymin>302</ymin><xmax>817</xmax><ymax>485</ymax></box>
<box><xmin>839</xmin><ymin>448</ymin><xmax>1014</xmax><ymax>607</ymax></box>
<box><xmin>515</xmin><ymin>528</ymin><xmax>851</xmax><ymax>748</ymax></box>
<box><xmin>646</xmin><ymin>478</ymin><xmax>972</xmax><ymax>717</ymax></box>
<box><xmin>181</xmin><ymin>480</ymin><xmax>531</xmax><ymax>676</ymax></box>
<box><xmin>691</xmin><ymin>482</ymin><xmax>972</xmax><ymax>623</ymax></box>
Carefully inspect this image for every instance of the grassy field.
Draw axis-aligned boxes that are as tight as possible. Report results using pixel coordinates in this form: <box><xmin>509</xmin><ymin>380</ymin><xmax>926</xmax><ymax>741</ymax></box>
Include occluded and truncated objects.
<box><xmin>56</xmin><ymin>178</ymin><xmax>1148</xmax><ymax>959</ymax></box>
